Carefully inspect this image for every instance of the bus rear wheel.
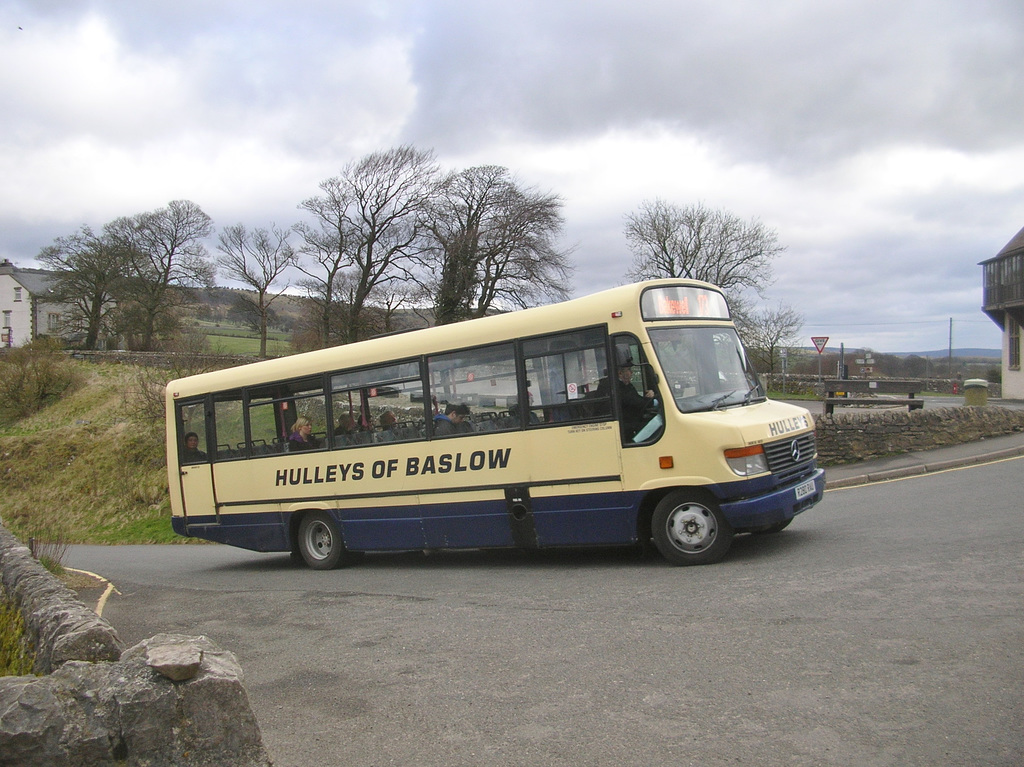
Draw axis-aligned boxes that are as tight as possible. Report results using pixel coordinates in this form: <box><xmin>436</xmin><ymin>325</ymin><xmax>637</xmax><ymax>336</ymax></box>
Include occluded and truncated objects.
<box><xmin>651</xmin><ymin>492</ymin><xmax>733</xmax><ymax>566</ymax></box>
<box><xmin>298</xmin><ymin>511</ymin><xmax>350</xmax><ymax>570</ymax></box>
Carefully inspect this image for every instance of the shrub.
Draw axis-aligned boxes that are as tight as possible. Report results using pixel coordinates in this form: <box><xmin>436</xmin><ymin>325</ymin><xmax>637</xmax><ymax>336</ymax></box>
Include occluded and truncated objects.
<box><xmin>0</xmin><ymin>339</ymin><xmax>82</xmax><ymax>426</ymax></box>
<box><xmin>30</xmin><ymin>534</ymin><xmax>71</xmax><ymax>576</ymax></box>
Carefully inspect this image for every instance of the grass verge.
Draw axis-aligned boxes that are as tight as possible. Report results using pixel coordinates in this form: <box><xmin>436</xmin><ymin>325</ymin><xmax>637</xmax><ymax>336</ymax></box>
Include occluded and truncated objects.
<box><xmin>0</xmin><ymin>362</ymin><xmax>180</xmax><ymax>546</ymax></box>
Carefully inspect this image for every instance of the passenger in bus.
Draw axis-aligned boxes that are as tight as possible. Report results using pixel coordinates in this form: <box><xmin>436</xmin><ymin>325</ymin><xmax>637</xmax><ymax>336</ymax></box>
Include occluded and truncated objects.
<box><xmin>456</xmin><ymin>404</ymin><xmax>477</xmax><ymax>433</ymax></box>
<box><xmin>289</xmin><ymin>417</ymin><xmax>320</xmax><ymax>450</ymax></box>
<box><xmin>182</xmin><ymin>432</ymin><xmax>207</xmax><ymax>462</ymax></box>
<box><xmin>334</xmin><ymin>413</ymin><xmax>358</xmax><ymax>446</ymax></box>
<box><xmin>433</xmin><ymin>402</ymin><xmax>472</xmax><ymax>436</ymax></box>
<box><xmin>376</xmin><ymin>411</ymin><xmax>398</xmax><ymax>442</ymax></box>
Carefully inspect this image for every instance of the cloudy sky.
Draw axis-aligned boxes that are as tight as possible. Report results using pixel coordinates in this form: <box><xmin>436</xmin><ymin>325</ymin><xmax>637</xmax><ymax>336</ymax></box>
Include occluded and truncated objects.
<box><xmin>2</xmin><ymin>0</ymin><xmax>1022</xmax><ymax>353</ymax></box>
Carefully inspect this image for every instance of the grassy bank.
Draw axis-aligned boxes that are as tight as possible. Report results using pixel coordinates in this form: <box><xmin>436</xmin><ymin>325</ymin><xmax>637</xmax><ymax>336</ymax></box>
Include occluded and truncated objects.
<box><xmin>0</xmin><ymin>362</ymin><xmax>180</xmax><ymax>546</ymax></box>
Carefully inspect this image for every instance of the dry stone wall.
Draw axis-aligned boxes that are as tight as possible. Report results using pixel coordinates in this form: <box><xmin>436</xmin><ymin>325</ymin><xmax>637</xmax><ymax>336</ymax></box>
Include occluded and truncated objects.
<box><xmin>0</xmin><ymin>524</ymin><xmax>272</xmax><ymax>767</ymax></box>
<box><xmin>0</xmin><ymin>525</ymin><xmax>122</xmax><ymax>674</ymax></box>
<box><xmin>815</xmin><ymin>406</ymin><xmax>1024</xmax><ymax>465</ymax></box>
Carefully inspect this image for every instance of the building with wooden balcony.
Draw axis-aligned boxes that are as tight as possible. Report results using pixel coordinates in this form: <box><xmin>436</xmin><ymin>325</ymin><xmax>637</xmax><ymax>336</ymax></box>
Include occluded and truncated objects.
<box><xmin>981</xmin><ymin>225</ymin><xmax>1024</xmax><ymax>399</ymax></box>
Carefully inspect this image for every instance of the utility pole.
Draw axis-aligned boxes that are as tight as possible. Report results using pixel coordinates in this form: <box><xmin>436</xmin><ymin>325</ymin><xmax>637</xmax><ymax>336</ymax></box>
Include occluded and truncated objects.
<box><xmin>948</xmin><ymin>317</ymin><xmax>953</xmax><ymax>379</ymax></box>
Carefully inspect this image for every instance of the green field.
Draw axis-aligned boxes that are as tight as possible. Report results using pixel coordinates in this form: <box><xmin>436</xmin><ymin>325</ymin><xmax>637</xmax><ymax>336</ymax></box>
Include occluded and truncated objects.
<box><xmin>196</xmin><ymin>321</ymin><xmax>293</xmax><ymax>356</ymax></box>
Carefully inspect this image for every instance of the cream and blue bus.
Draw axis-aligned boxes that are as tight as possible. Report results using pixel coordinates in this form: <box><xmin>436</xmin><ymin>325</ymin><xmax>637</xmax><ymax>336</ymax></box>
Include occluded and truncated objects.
<box><xmin>165</xmin><ymin>280</ymin><xmax>824</xmax><ymax>568</ymax></box>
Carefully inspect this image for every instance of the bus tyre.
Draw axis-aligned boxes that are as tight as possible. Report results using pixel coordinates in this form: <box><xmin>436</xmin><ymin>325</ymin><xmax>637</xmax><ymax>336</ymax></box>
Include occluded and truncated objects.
<box><xmin>298</xmin><ymin>511</ymin><xmax>349</xmax><ymax>570</ymax></box>
<box><xmin>651</xmin><ymin>492</ymin><xmax>733</xmax><ymax>566</ymax></box>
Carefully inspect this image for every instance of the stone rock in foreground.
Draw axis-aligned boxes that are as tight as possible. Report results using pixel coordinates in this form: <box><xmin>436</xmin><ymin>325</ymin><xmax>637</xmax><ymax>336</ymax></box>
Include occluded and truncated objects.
<box><xmin>0</xmin><ymin>634</ymin><xmax>272</xmax><ymax>767</ymax></box>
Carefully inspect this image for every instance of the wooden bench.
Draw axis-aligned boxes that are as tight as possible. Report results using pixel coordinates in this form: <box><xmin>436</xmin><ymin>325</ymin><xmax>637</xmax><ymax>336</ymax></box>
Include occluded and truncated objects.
<box><xmin>819</xmin><ymin>379</ymin><xmax>924</xmax><ymax>415</ymax></box>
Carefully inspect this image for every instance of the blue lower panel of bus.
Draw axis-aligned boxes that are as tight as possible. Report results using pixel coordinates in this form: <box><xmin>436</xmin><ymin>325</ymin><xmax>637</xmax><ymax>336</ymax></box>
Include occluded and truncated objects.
<box><xmin>340</xmin><ymin>502</ymin><xmax>443</xmax><ymax>550</ymax></box>
<box><xmin>174</xmin><ymin>490</ymin><xmax>641</xmax><ymax>553</ymax></box>
<box><xmin>343</xmin><ymin>493</ymin><xmax>637</xmax><ymax>550</ymax></box>
<box><xmin>531</xmin><ymin>493</ymin><xmax>637</xmax><ymax>546</ymax></box>
<box><xmin>419</xmin><ymin>499</ymin><xmax>514</xmax><ymax>549</ymax></box>
<box><xmin>177</xmin><ymin>513</ymin><xmax>290</xmax><ymax>552</ymax></box>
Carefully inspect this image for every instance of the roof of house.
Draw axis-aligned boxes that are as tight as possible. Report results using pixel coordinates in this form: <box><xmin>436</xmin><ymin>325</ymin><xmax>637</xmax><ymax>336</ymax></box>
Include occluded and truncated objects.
<box><xmin>979</xmin><ymin>224</ymin><xmax>1024</xmax><ymax>265</ymax></box>
<box><xmin>0</xmin><ymin>262</ymin><xmax>55</xmax><ymax>296</ymax></box>
<box><xmin>995</xmin><ymin>225</ymin><xmax>1024</xmax><ymax>258</ymax></box>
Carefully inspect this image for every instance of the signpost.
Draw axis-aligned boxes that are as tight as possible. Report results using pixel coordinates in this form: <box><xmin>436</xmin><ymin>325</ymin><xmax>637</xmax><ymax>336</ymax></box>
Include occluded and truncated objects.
<box><xmin>811</xmin><ymin>336</ymin><xmax>828</xmax><ymax>382</ymax></box>
<box><xmin>780</xmin><ymin>348</ymin><xmax>788</xmax><ymax>394</ymax></box>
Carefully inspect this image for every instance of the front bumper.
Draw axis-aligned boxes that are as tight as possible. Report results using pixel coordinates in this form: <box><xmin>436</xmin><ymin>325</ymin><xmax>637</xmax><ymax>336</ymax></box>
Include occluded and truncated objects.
<box><xmin>719</xmin><ymin>468</ymin><xmax>826</xmax><ymax>531</ymax></box>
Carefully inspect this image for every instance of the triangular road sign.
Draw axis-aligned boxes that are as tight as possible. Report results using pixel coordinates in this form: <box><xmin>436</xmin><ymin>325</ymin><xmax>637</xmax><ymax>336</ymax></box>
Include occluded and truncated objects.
<box><xmin>811</xmin><ymin>336</ymin><xmax>829</xmax><ymax>354</ymax></box>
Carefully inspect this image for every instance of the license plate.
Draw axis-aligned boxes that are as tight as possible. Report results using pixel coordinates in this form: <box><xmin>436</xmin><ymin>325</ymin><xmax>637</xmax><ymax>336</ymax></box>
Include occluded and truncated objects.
<box><xmin>794</xmin><ymin>479</ymin><xmax>816</xmax><ymax>500</ymax></box>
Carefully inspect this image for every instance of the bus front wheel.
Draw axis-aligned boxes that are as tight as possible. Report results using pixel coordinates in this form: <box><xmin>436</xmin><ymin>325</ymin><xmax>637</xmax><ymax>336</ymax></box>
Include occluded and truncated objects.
<box><xmin>297</xmin><ymin>511</ymin><xmax>350</xmax><ymax>570</ymax></box>
<box><xmin>651</xmin><ymin>492</ymin><xmax>733</xmax><ymax>566</ymax></box>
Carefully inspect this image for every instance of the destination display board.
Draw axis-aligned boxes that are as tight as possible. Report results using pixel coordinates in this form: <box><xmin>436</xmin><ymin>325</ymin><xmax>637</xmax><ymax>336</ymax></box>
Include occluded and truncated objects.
<box><xmin>640</xmin><ymin>286</ymin><xmax>730</xmax><ymax>321</ymax></box>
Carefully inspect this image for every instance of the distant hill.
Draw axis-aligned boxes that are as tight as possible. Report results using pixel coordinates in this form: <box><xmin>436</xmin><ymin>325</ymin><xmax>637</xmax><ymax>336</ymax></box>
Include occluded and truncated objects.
<box><xmin>890</xmin><ymin>349</ymin><xmax>1000</xmax><ymax>360</ymax></box>
<box><xmin>798</xmin><ymin>346</ymin><xmax>1000</xmax><ymax>360</ymax></box>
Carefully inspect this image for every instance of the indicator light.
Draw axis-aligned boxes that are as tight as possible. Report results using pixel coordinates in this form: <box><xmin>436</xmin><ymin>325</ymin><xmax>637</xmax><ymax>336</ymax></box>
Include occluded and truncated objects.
<box><xmin>724</xmin><ymin>445</ymin><xmax>768</xmax><ymax>476</ymax></box>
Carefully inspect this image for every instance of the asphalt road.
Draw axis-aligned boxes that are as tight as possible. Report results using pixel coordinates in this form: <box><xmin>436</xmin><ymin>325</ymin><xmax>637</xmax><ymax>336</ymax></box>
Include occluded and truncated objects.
<box><xmin>67</xmin><ymin>455</ymin><xmax>1024</xmax><ymax>767</ymax></box>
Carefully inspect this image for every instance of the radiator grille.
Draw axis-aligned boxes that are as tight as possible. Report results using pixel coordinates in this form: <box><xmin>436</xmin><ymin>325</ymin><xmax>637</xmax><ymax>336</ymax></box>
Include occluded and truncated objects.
<box><xmin>764</xmin><ymin>433</ymin><xmax>817</xmax><ymax>484</ymax></box>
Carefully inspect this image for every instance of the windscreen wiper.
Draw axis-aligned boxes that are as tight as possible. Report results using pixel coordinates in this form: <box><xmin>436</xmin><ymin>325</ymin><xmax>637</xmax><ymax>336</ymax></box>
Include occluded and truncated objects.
<box><xmin>710</xmin><ymin>390</ymin><xmax>741</xmax><ymax>411</ymax></box>
<box><xmin>741</xmin><ymin>381</ymin><xmax>762</xmax><ymax>405</ymax></box>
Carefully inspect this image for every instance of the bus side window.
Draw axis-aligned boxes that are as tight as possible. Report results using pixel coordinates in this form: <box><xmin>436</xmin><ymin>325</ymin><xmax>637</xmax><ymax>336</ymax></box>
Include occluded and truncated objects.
<box><xmin>427</xmin><ymin>343</ymin><xmax>517</xmax><ymax>436</ymax></box>
<box><xmin>212</xmin><ymin>392</ymin><xmax>245</xmax><ymax>460</ymax></box>
<box><xmin>178</xmin><ymin>400</ymin><xmax>209</xmax><ymax>464</ymax></box>
<box><xmin>330</xmin><ymin>362</ymin><xmax>425</xmax><ymax>447</ymax></box>
<box><xmin>248</xmin><ymin>394</ymin><xmax>284</xmax><ymax>454</ymax></box>
<box><xmin>522</xmin><ymin>327</ymin><xmax>609</xmax><ymax>426</ymax></box>
<box><xmin>246</xmin><ymin>378</ymin><xmax>328</xmax><ymax>455</ymax></box>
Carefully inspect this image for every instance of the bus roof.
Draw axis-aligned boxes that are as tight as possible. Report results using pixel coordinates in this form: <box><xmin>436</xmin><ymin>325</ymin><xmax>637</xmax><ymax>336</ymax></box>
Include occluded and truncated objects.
<box><xmin>166</xmin><ymin>279</ymin><xmax>726</xmax><ymax>397</ymax></box>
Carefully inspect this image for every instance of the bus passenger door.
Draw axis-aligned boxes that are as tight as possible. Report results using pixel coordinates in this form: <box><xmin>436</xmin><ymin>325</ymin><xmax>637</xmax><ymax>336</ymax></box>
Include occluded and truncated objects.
<box><xmin>176</xmin><ymin>398</ymin><xmax>218</xmax><ymax>528</ymax></box>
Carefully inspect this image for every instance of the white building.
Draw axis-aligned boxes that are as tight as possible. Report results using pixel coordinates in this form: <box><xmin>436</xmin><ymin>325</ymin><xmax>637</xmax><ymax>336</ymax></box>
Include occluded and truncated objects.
<box><xmin>0</xmin><ymin>258</ymin><xmax>64</xmax><ymax>348</ymax></box>
<box><xmin>981</xmin><ymin>226</ymin><xmax>1024</xmax><ymax>400</ymax></box>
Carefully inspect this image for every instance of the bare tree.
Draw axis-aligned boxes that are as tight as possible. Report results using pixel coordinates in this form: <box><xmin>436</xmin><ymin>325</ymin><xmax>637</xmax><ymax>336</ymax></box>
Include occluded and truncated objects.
<box><xmin>37</xmin><ymin>225</ymin><xmax>127</xmax><ymax>349</ymax></box>
<box><xmin>294</xmin><ymin>146</ymin><xmax>439</xmax><ymax>346</ymax></box>
<box><xmin>624</xmin><ymin>200</ymin><xmax>784</xmax><ymax>297</ymax></box>
<box><xmin>293</xmin><ymin>176</ymin><xmax>353</xmax><ymax>347</ymax></box>
<box><xmin>734</xmin><ymin>302</ymin><xmax>804</xmax><ymax>375</ymax></box>
<box><xmin>217</xmin><ymin>224</ymin><xmax>296</xmax><ymax>357</ymax></box>
<box><xmin>108</xmin><ymin>200</ymin><xmax>215</xmax><ymax>350</ymax></box>
<box><xmin>417</xmin><ymin>165</ymin><xmax>573</xmax><ymax>324</ymax></box>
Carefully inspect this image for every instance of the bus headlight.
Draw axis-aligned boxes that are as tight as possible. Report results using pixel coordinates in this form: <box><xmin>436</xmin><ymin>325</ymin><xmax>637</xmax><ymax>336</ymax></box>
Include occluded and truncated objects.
<box><xmin>724</xmin><ymin>445</ymin><xmax>768</xmax><ymax>477</ymax></box>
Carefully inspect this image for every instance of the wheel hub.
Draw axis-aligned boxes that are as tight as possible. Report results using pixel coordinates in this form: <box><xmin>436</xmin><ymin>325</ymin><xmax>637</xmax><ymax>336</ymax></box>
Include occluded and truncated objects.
<box><xmin>306</xmin><ymin>521</ymin><xmax>332</xmax><ymax>559</ymax></box>
<box><xmin>667</xmin><ymin>504</ymin><xmax>716</xmax><ymax>552</ymax></box>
